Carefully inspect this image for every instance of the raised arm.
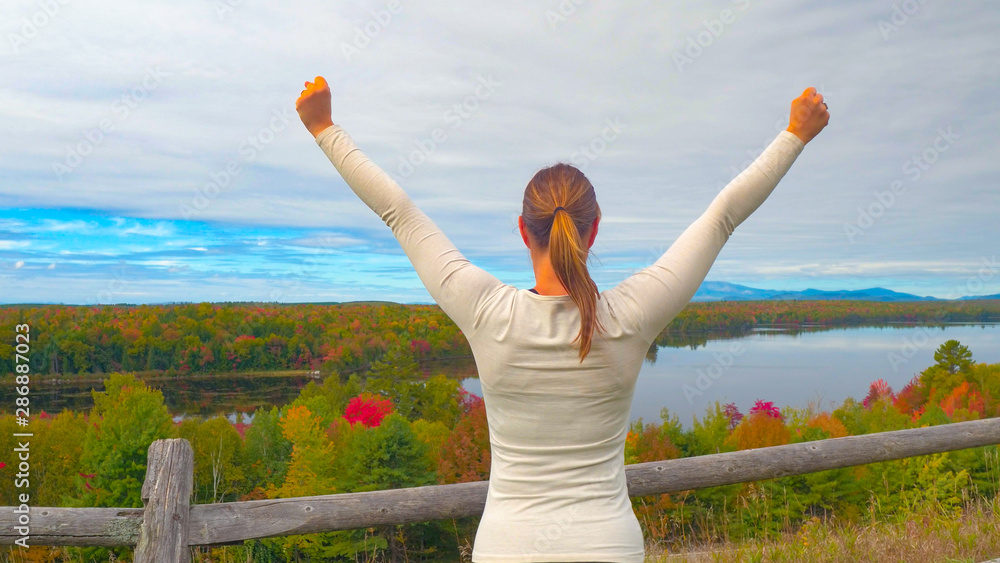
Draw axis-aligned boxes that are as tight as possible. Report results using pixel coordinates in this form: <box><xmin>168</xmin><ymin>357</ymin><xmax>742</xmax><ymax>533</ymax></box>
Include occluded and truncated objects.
<box><xmin>609</xmin><ymin>87</ymin><xmax>828</xmax><ymax>344</ymax></box>
<box><xmin>296</xmin><ymin>76</ymin><xmax>505</xmax><ymax>337</ymax></box>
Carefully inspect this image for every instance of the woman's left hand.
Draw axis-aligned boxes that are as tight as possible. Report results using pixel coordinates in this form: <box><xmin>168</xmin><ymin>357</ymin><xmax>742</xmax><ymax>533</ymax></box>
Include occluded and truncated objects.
<box><xmin>296</xmin><ymin>75</ymin><xmax>334</xmax><ymax>138</ymax></box>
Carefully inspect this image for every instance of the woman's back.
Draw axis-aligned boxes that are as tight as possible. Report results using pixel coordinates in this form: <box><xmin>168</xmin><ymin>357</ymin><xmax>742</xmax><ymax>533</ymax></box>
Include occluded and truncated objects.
<box><xmin>468</xmin><ymin>288</ymin><xmax>652</xmax><ymax>561</ymax></box>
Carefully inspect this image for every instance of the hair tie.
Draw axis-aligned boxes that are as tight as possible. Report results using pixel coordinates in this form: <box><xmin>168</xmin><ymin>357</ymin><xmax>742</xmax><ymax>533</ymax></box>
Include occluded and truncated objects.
<box><xmin>552</xmin><ymin>206</ymin><xmax>566</xmax><ymax>217</ymax></box>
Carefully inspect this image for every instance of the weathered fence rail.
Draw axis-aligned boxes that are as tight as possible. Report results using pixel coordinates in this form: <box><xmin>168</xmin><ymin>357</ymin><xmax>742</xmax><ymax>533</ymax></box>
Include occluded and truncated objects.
<box><xmin>2</xmin><ymin>417</ymin><xmax>998</xmax><ymax>561</ymax></box>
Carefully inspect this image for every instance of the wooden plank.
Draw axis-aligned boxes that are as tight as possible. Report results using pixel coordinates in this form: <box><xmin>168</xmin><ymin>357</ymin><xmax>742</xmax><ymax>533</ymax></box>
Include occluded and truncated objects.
<box><xmin>1</xmin><ymin>417</ymin><xmax>998</xmax><ymax>547</ymax></box>
<box><xmin>188</xmin><ymin>417</ymin><xmax>1000</xmax><ymax>545</ymax></box>
<box><xmin>623</xmin><ymin>415</ymin><xmax>1000</xmax><ymax>497</ymax></box>
<box><xmin>134</xmin><ymin>439</ymin><xmax>194</xmax><ymax>562</ymax></box>
<box><xmin>0</xmin><ymin>507</ymin><xmax>143</xmax><ymax>546</ymax></box>
<box><xmin>188</xmin><ymin>480</ymin><xmax>488</xmax><ymax>546</ymax></box>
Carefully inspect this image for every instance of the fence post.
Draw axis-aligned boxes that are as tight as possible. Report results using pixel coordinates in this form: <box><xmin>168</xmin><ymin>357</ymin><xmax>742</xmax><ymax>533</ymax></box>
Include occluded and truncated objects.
<box><xmin>134</xmin><ymin>439</ymin><xmax>194</xmax><ymax>562</ymax></box>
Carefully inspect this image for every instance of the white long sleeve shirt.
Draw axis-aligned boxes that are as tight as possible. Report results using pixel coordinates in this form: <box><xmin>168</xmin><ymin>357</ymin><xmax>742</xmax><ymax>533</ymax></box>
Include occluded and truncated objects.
<box><xmin>315</xmin><ymin>123</ymin><xmax>805</xmax><ymax>562</ymax></box>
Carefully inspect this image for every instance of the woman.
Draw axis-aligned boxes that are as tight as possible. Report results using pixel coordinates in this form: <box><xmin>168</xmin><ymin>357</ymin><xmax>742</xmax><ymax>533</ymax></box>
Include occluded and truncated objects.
<box><xmin>296</xmin><ymin>76</ymin><xmax>828</xmax><ymax>562</ymax></box>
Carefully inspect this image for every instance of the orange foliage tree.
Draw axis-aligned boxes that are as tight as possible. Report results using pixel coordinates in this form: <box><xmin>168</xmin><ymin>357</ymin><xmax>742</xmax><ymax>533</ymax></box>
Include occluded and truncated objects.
<box><xmin>437</xmin><ymin>396</ymin><xmax>490</xmax><ymax>484</ymax></box>
<box><xmin>939</xmin><ymin>381</ymin><xmax>986</xmax><ymax>421</ymax></box>
<box><xmin>726</xmin><ymin>401</ymin><xmax>790</xmax><ymax>450</ymax></box>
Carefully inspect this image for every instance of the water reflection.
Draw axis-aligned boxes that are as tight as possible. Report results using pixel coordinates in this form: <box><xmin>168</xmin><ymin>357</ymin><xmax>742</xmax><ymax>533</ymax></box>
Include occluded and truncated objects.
<box><xmin>10</xmin><ymin>373</ymin><xmax>320</xmax><ymax>420</ymax></box>
<box><xmin>632</xmin><ymin>322</ymin><xmax>999</xmax><ymax>427</ymax></box>
<box><xmin>0</xmin><ymin>357</ymin><xmax>485</xmax><ymax>421</ymax></box>
<box><xmin>467</xmin><ymin>322</ymin><xmax>1000</xmax><ymax>428</ymax></box>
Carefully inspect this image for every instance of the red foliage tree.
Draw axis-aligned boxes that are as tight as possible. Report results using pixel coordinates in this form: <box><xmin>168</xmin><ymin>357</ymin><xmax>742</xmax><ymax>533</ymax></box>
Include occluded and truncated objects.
<box><xmin>410</xmin><ymin>338</ymin><xmax>431</xmax><ymax>357</ymax></box>
<box><xmin>863</xmin><ymin>378</ymin><xmax>895</xmax><ymax>409</ymax></box>
<box><xmin>723</xmin><ymin>402</ymin><xmax>744</xmax><ymax>430</ymax></box>
<box><xmin>892</xmin><ymin>375</ymin><xmax>927</xmax><ymax>418</ymax></box>
<box><xmin>749</xmin><ymin>399</ymin><xmax>782</xmax><ymax>420</ymax></box>
<box><xmin>457</xmin><ymin>388</ymin><xmax>483</xmax><ymax>414</ymax></box>
<box><xmin>343</xmin><ymin>392</ymin><xmax>394</xmax><ymax>428</ymax></box>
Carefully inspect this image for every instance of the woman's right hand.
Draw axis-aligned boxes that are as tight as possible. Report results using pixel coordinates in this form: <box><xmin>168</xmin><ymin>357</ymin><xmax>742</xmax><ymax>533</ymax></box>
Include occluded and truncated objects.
<box><xmin>786</xmin><ymin>87</ymin><xmax>829</xmax><ymax>145</ymax></box>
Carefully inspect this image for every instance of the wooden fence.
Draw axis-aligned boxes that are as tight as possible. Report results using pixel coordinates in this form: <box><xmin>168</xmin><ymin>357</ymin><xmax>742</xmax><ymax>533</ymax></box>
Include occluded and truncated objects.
<box><xmin>1</xmin><ymin>417</ymin><xmax>998</xmax><ymax>561</ymax></box>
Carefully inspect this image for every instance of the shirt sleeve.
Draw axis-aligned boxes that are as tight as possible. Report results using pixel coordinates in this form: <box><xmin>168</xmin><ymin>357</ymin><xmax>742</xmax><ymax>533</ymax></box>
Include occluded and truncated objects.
<box><xmin>313</xmin><ymin>123</ymin><xmax>507</xmax><ymax>338</ymax></box>
<box><xmin>607</xmin><ymin>130</ymin><xmax>806</xmax><ymax>345</ymax></box>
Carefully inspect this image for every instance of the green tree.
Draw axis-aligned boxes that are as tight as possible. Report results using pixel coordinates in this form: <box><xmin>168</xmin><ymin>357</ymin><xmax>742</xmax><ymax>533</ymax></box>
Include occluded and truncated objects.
<box><xmin>934</xmin><ymin>339</ymin><xmax>973</xmax><ymax>374</ymax></box>
<box><xmin>289</xmin><ymin>372</ymin><xmax>362</xmax><ymax>428</ymax></box>
<box><xmin>364</xmin><ymin>344</ymin><xmax>422</xmax><ymax>420</ymax></box>
<box><xmin>178</xmin><ymin>416</ymin><xmax>245</xmax><ymax>503</ymax></box>
<box><xmin>0</xmin><ymin>414</ymin><xmax>23</xmax><ymax>505</ymax></box>
<box><xmin>411</xmin><ymin>418</ymin><xmax>451</xmax><ymax>470</ymax></box>
<box><xmin>33</xmin><ymin>410</ymin><xmax>89</xmax><ymax>506</ymax></box>
<box><xmin>261</xmin><ymin>404</ymin><xmax>343</xmax><ymax>560</ymax></box>
<box><xmin>416</xmin><ymin>373</ymin><xmax>462</xmax><ymax>427</ymax></box>
<box><xmin>72</xmin><ymin>372</ymin><xmax>174</xmax><ymax>562</ymax></box>
<box><xmin>330</xmin><ymin>413</ymin><xmax>453</xmax><ymax>562</ymax></box>
<box><xmin>76</xmin><ymin>372</ymin><xmax>174</xmax><ymax>509</ymax></box>
<box><xmin>242</xmin><ymin>406</ymin><xmax>292</xmax><ymax>493</ymax></box>
<box><xmin>686</xmin><ymin>401</ymin><xmax>736</xmax><ymax>457</ymax></box>
<box><xmin>676</xmin><ymin>403</ymin><xmax>741</xmax><ymax>539</ymax></box>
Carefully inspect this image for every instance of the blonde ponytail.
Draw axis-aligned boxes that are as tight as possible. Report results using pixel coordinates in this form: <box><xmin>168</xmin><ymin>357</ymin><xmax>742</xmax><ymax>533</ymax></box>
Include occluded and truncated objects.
<box><xmin>522</xmin><ymin>164</ymin><xmax>605</xmax><ymax>362</ymax></box>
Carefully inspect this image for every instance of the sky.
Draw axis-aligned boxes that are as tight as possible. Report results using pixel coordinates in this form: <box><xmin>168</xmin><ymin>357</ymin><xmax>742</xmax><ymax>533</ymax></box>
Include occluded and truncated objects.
<box><xmin>1</xmin><ymin>1</ymin><xmax>998</xmax><ymax>305</ymax></box>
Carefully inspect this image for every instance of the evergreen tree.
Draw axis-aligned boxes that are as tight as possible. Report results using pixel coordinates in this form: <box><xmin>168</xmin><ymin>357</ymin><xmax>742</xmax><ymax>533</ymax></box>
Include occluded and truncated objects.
<box><xmin>242</xmin><ymin>406</ymin><xmax>292</xmax><ymax>492</ymax></box>
<box><xmin>364</xmin><ymin>344</ymin><xmax>421</xmax><ymax>419</ymax></box>
<box><xmin>76</xmin><ymin>372</ymin><xmax>173</xmax><ymax>509</ymax></box>
<box><xmin>934</xmin><ymin>339</ymin><xmax>973</xmax><ymax>374</ymax></box>
<box><xmin>72</xmin><ymin>372</ymin><xmax>173</xmax><ymax>562</ymax></box>
<box><xmin>331</xmin><ymin>413</ymin><xmax>454</xmax><ymax>562</ymax></box>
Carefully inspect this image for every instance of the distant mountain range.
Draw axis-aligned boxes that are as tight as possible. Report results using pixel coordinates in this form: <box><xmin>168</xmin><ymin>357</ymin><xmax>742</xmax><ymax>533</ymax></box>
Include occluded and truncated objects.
<box><xmin>691</xmin><ymin>281</ymin><xmax>1000</xmax><ymax>302</ymax></box>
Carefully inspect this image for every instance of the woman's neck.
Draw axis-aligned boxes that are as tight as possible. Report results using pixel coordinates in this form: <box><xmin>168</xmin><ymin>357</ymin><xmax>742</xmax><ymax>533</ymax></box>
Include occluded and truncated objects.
<box><xmin>530</xmin><ymin>257</ymin><xmax>570</xmax><ymax>296</ymax></box>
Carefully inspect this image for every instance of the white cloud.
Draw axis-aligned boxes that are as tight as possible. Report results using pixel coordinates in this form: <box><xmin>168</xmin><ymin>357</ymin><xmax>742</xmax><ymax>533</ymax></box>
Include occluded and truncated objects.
<box><xmin>1</xmin><ymin>1</ymin><xmax>998</xmax><ymax>302</ymax></box>
<box><xmin>743</xmin><ymin>260</ymin><xmax>995</xmax><ymax>277</ymax></box>
<box><xmin>117</xmin><ymin>222</ymin><xmax>175</xmax><ymax>237</ymax></box>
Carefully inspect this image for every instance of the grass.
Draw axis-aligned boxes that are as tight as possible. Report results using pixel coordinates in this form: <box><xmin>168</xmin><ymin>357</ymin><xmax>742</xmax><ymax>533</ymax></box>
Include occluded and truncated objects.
<box><xmin>646</xmin><ymin>496</ymin><xmax>1000</xmax><ymax>562</ymax></box>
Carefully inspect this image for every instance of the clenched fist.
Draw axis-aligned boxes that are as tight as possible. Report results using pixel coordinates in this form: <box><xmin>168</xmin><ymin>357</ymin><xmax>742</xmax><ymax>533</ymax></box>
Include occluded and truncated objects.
<box><xmin>786</xmin><ymin>87</ymin><xmax>829</xmax><ymax>145</ymax></box>
<box><xmin>296</xmin><ymin>75</ymin><xmax>334</xmax><ymax>139</ymax></box>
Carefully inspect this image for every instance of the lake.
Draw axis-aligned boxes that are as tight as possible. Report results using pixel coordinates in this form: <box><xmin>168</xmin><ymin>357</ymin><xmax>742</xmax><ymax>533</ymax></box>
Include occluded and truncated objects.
<box><xmin>461</xmin><ymin>322</ymin><xmax>1000</xmax><ymax>427</ymax></box>
<box><xmin>7</xmin><ymin>323</ymin><xmax>997</xmax><ymax>427</ymax></box>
